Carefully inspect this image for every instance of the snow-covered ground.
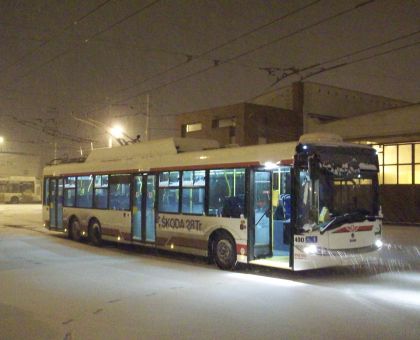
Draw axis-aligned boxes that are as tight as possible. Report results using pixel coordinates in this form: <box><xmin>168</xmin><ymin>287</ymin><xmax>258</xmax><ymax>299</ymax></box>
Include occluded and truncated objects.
<box><xmin>0</xmin><ymin>204</ymin><xmax>419</xmax><ymax>339</ymax></box>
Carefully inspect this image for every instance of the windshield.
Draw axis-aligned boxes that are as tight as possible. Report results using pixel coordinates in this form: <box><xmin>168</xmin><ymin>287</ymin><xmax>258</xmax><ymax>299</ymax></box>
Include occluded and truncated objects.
<box><xmin>297</xmin><ymin>169</ymin><xmax>379</xmax><ymax>230</ymax></box>
<box><xmin>319</xmin><ymin>171</ymin><xmax>378</xmax><ymax>218</ymax></box>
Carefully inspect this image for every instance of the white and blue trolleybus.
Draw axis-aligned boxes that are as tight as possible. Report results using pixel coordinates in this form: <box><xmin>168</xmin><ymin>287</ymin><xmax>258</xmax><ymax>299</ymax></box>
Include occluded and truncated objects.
<box><xmin>42</xmin><ymin>133</ymin><xmax>383</xmax><ymax>270</ymax></box>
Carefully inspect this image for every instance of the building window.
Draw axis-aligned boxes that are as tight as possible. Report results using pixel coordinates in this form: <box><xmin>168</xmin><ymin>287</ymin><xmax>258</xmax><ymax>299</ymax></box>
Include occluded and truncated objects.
<box><xmin>186</xmin><ymin>123</ymin><xmax>202</xmax><ymax>133</ymax></box>
<box><xmin>212</xmin><ymin>117</ymin><xmax>236</xmax><ymax>128</ymax></box>
<box><xmin>374</xmin><ymin>143</ymin><xmax>420</xmax><ymax>185</ymax></box>
<box><xmin>182</xmin><ymin>170</ymin><xmax>205</xmax><ymax>214</ymax></box>
<box><xmin>158</xmin><ymin>171</ymin><xmax>180</xmax><ymax>213</ymax></box>
<box><xmin>415</xmin><ymin>144</ymin><xmax>420</xmax><ymax>184</ymax></box>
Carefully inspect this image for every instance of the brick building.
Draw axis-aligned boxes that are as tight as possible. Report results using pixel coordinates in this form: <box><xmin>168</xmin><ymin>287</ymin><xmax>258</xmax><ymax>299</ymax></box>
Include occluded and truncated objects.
<box><xmin>177</xmin><ymin>102</ymin><xmax>300</xmax><ymax>147</ymax></box>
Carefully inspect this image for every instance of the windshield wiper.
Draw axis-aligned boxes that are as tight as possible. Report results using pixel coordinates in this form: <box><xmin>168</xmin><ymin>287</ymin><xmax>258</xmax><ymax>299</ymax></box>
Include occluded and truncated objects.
<box><xmin>319</xmin><ymin>211</ymin><xmax>368</xmax><ymax>234</ymax></box>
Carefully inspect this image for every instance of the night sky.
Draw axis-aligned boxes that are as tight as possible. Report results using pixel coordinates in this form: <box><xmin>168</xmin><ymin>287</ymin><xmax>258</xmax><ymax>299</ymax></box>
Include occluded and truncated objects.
<box><xmin>0</xmin><ymin>0</ymin><xmax>419</xmax><ymax>158</ymax></box>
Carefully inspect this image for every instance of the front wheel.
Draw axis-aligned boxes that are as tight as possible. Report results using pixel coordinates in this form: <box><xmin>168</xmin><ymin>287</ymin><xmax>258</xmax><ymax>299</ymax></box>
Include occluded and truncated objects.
<box><xmin>213</xmin><ymin>233</ymin><xmax>237</xmax><ymax>270</ymax></box>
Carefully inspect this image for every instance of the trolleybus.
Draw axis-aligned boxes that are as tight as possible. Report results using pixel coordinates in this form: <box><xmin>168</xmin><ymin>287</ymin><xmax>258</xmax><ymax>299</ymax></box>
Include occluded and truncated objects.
<box><xmin>0</xmin><ymin>176</ymin><xmax>41</xmax><ymax>203</ymax></box>
<box><xmin>42</xmin><ymin>133</ymin><xmax>382</xmax><ymax>270</ymax></box>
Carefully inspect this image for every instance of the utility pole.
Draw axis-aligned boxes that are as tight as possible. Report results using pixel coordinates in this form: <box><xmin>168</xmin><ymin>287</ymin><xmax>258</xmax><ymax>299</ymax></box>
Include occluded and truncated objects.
<box><xmin>145</xmin><ymin>94</ymin><xmax>150</xmax><ymax>141</ymax></box>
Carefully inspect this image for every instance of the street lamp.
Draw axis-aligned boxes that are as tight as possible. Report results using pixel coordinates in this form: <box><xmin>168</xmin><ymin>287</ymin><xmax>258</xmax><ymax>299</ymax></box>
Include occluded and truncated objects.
<box><xmin>107</xmin><ymin>125</ymin><xmax>128</xmax><ymax>147</ymax></box>
<box><xmin>107</xmin><ymin>124</ymin><xmax>139</xmax><ymax>147</ymax></box>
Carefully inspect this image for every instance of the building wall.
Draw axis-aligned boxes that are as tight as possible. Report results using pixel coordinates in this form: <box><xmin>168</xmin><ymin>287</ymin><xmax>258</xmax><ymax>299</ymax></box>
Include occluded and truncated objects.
<box><xmin>0</xmin><ymin>153</ymin><xmax>41</xmax><ymax>177</ymax></box>
<box><xmin>176</xmin><ymin>103</ymin><xmax>300</xmax><ymax>147</ymax></box>
<box><xmin>252</xmin><ymin>81</ymin><xmax>410</xmax><ymax>133</ymax></box>
<box><xmin>302</xmin><ymin>82</ymin><xmax>408</xmax><ymax>118</ymax></box>
<box><xmin>380</xmin><ymin>186</ymin><xmax>420</xmax><ymax>225</ymax></box>
<box><xmin>252</xmin><ymin>85</ymin><xmax>294</xmax><ymax>110</ymax></box>
<box><xmin>306</xmin><ymin>103</ymin><xmax>420</xmax><ymax>142</ymax></box>
<box><xmin>243</xmin><ymin>103</ymin><xmax>300</xmax><ymax>145</ymax></box>
<box><xmin>176</xmin><ymin>103</ymin><xmax>246</xmax><ymax>145</ymax></box>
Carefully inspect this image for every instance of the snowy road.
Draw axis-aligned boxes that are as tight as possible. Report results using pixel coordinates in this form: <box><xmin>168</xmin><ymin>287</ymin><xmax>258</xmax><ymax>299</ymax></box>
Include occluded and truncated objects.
<box><xmin>0</xmin><ymin>205</ymin><xmax>419</xmax><ymax>339</ymax></box>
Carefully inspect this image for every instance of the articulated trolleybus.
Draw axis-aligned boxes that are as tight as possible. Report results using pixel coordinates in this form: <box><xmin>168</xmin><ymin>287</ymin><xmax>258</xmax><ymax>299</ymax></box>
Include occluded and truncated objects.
<box><xmin>43</xmin><ymin>133</ymin><xmax>383</xmax><ymax>271</ymax></box>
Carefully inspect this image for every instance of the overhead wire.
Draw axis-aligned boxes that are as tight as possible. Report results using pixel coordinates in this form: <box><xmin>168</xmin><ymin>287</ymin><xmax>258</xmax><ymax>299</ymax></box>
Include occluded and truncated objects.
<box><xmin>95</xmin><ymin>0</ymin><xmax>321</xmax><ymax>102</ymax></box>
<box><xmin>301</xmin><ymin>40</ymin><xmax>420</xmax><ymax>80</ymax></box>
<box><xmin>265</xmin><ymin>28</ymin><xmax>420</xmax><ymax>85</ymax></box>
<box><xmin>106</xmin><ymin>0</ymin><xmax>377</xmax><ymax>108</ymax></box>
<box><xmin>0</xmin><ymin>0</ymin><xmax>161</xmax><ymax>89</ymax></box>
<box><xmin>0</xmin><ymin>0</ymin><xmax>113</xmax><ymax>76</ymax></box>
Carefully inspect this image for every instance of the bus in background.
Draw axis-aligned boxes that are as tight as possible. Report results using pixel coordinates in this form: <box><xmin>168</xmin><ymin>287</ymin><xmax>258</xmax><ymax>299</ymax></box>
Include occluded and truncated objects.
<box><xmin>42</xmin><ymin>133</ymin><xmax>383</xmax><ymax>271</ymax></box>
<box><xmin>0</xmin><ymin>176</ymin><xmax>41</xmax><ymax>204</ymax></box>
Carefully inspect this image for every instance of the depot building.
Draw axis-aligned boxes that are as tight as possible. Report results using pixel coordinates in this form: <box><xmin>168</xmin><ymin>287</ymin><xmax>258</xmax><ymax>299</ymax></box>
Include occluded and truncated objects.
<box><xmin>176</xmin><ymin>81</ymin><xmax>420</xmax><ymax>225</ymax></box>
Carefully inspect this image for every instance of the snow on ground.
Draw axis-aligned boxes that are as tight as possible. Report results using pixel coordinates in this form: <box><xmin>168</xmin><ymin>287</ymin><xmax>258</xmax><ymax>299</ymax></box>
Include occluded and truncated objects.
<box><xmin>0</xmin><ymin>204</ymin><xmax>419</xmax><ymax>339</ymax></box>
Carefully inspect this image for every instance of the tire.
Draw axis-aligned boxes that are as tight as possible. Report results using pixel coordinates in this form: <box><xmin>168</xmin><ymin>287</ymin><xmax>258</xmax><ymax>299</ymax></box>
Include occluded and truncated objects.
<box><xmin>89</xmin><ymin>219</ymin><xmax>102</xmax><ymax>247</ymax></box>
<box><xmin>70</xmin><ymin>218</ymin><xmax>82</xmax><ymax>242</ymax></box>
<box><xmin>10</xmin><ymin>196</ymin><xmax>19</xmax><ymax>204</ymax></box>
<box><xmin>66</xmin><ymin>226</ymin><xmax>72</xmax><ymax>240</ymax></box>
<box><xmin>213</xmin><ymin>233</ymin><xmax>237</xmax><ymax>270</ymax></box>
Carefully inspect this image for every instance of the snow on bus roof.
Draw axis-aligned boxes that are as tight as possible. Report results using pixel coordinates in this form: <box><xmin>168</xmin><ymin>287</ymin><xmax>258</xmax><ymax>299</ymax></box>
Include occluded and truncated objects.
<box><xmin>85</xmin><ymin>138</ymin><xmax>220</xmax><ymax>163</ymax></box>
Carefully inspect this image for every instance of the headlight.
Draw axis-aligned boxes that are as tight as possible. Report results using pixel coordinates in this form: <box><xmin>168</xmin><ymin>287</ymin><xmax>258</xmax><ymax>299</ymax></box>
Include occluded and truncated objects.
<box><xmin>303</xmin><ymin>245</ymin><xmax>318</xmax><ymax>254</ymax></box>
<box><xmin>375</xmin><ymin>239</ymin><xmax>383</xmax><ymax>248</ymax></box>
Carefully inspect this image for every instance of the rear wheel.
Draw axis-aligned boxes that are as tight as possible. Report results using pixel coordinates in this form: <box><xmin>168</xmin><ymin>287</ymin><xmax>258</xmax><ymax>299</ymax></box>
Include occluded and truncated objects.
<box><xmin>89</xmin><ymin>219</ymin><xmax>102</xmax><ymax>247</ymax></box>
<box><xmin>70</xmin><ymin>218</ymin><xmax>82</xmax><ymax>242</ymax></box>
<box><xmin>213</xmin><ymin>233</ymin><xmax>237</xmax><ymax>270</ymax></box>
<box><xmin>10</xmin><ymin>196</ymin><xmax>19</xmax><ymax>204</ymax></box>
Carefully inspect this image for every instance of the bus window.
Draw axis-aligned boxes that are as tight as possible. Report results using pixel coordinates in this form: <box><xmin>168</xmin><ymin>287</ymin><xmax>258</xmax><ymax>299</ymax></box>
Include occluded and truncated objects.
<box><xmin>64</xmin><ymin>177</ymin><xmax>76</xmax><ymax>207</ymax></box>
<box><xmin>182</xmin><ymin>170</ymin><xmax>205</xmax><ymax>214</ymax></box>
<box><xmin>94</xmin><ymin>175</ymin><xmax>109</xmax><ymax>209</ymax></box>
<box><xmin>209</xmin><ymin>168</ymin><xmax>245</xmax><ymax>217</ymax></box>
<box><xmin>158</xmin><ymin>171</ymin><xmax>179</xmax><ymax>213</ymax></box>
<box><xmin>77</xmin><ymin>175</ymin><xmax>93</xmax><ymax>208</ymax></box>
<box><xmin>21</xmin><ymin>181</ymin><xmax>35</xmax><ymax>193</ymax></box>
<box><xmin>109</xmin><ymin>175</ymin><xmax>131</xmax><ymax>210</ymax></box>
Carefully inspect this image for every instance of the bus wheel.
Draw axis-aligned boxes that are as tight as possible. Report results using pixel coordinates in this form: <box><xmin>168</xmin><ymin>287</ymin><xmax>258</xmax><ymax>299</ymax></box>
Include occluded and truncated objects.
<box><xmin>70</xmin><ymin>219</ymin><xmax>82</xmax><ymax>242</ymax></box>
<box><xmin>89</xmin><ymin>219</ymin><xmax>102</xmax><ymax>247</ymax></box>
<box><xmin>10</xmin><ymin>196</ymin><xmax>19</xmax><ymax>204</ymax></box>
<box><xmin>213</xmin><ymin>233</ymin><xmax>237</xmax><ymax>270</ymax></box>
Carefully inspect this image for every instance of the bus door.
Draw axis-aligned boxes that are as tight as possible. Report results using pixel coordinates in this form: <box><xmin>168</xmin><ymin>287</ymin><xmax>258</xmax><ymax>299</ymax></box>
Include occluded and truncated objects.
<box><xmin>272</xmin><ymin>166</ymin><xmax>293</xmax><ymax>265</ymax></box>
<box><xmin>49</xmin><ymin>177</ymin><xmax>64</xmax><ymax>229</ymax></box>
<box><xmin>250</xmin><ymin>170</ymin><xmax>272</xmax><ymax>259</ymax></box>
<box><xmin>132</xmin><ymin>174</ymin><xmax>156</xmax><ymax>242</ymax></box>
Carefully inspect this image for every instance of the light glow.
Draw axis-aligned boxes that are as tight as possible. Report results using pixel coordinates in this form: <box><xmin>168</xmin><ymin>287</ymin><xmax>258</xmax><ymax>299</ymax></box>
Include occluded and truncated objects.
<box><xmin>369</xmin><ymin>288</ymin><xmax>420</xmax><ymax>308</ymax></box>
<box><xmin>303</xmin><ymin>244</ymin><xmax>318</xmax><ymax>254</ymax></box>
<box><xmin>0</xmin><ymin>136</ymin><xmax>4</xmax><ymax>144</ymax></box>
<box><xmin>375</xmin><ymin>239</ymin><xmax>383</xmax><ymax>248</ymax></box>
<box><xmin>109</xmin><ymin>125</ymin><xmax>124</xmax><ymax>139</ymax></box>
<box><xmin>228</xmin><ymin>272</ymin><xmax>305</xmax><ymax>287</ymax></box>
<box><xmin>264</xmin><ymin>161</ymin><xmax>279</xmax><ymax>170</ymax></box>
